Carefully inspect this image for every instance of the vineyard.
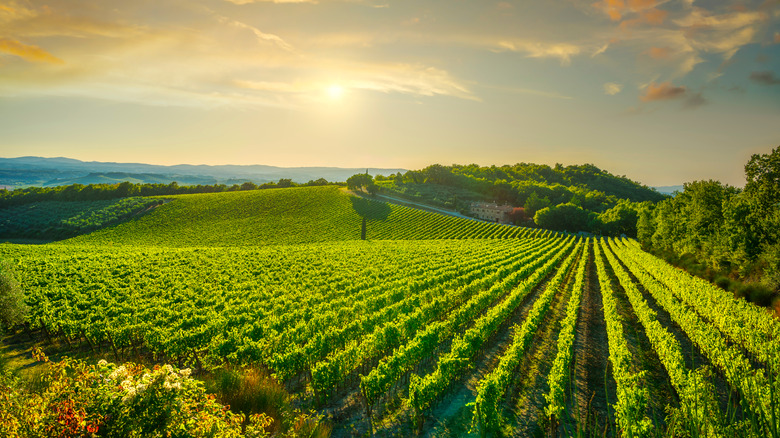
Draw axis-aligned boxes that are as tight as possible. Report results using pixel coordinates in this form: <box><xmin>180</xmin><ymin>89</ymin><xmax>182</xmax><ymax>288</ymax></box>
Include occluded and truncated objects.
<box><xmin>61</xmin><ymin>186</ymin><xmax>526</xmax><ymax>247</ymax></box>
<box><xmin>1</xmin><ymin>187</ymin><xmax>779</xmax><ymax>437</ymax></box>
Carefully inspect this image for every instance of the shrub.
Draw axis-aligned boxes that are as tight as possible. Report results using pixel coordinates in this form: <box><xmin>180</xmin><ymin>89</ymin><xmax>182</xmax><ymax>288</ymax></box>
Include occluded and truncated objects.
<box><xmin>0</xmin><ymin>349</ymin><xmax>271</xmax><ymax>438</ymax></box>
<box><xmin>714</xmin><ymin>276</ymin><xmax>732</xmax><ymax>291</ymax></box>
<box><xmin>736</xmin><ymin>283</ymin><xmax>776</xmax><ymax>307</ymax></box>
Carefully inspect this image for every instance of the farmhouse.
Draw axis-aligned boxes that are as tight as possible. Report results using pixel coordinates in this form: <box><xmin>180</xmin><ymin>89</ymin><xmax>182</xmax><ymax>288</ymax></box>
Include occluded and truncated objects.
<box><xmin>470</xmin><ymin>202</ymin><xmax>514</xmax><ymax>224</ymax></box>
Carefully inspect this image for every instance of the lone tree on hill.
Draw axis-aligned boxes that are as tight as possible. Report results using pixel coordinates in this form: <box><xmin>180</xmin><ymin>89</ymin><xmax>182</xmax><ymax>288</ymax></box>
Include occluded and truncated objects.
<box><xmin>347</xmin><ymin>173</ymin><xmax>376</xmax><ymax>194</ymax></box>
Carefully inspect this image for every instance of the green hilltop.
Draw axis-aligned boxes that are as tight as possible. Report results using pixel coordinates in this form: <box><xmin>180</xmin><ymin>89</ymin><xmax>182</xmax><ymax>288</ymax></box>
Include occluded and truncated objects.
<box><xmin>60</xmin><ymin>186</ymin><xmax>533</xmax><ymax>247</ymax></box>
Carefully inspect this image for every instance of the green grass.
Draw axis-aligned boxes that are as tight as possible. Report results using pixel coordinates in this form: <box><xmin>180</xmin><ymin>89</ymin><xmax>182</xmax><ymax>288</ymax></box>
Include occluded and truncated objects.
<box><xmin>62</xmin><ymin>186</ymin><xmax>530</xmax><ymax>247</ymax></box>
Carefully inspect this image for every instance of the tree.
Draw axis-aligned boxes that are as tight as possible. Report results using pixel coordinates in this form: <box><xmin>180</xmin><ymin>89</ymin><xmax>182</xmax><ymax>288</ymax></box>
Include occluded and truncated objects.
<box><xmin>0</xmin><ymin>261</ymin><xmax>27</xmax><ymax>331</ymax></box>
<box><xmin>240</xmin><ymin>181</ymin><xmax>257</xmax><ymax>191</ymax></box>
<box><xmin>534</xmin><ymin>203</ymin><xmax>589</xmax><ymax>232</ymax></box>
<box><xmin>636</xmin><ymin>205</ymin><xmax>655</xmax><ymax>245</ymax></box>
<box><xmin>277</xmin><ymin>178</ymin><xmax>294</xmax><ymax>188</ymax></box>
<box><xmin>598</xmin><ymin>201</ymin><xmax>639</xmax><ymax>237</ymax></box>
<box><xmin>524</xmin><ymin>192</ymin><xmax>551</xmax><ymax>217</ymax></box>
<box><xmin>347</xmin><ymin>173</ymin><xmax>374</xmax><ymax>192</ymax></box>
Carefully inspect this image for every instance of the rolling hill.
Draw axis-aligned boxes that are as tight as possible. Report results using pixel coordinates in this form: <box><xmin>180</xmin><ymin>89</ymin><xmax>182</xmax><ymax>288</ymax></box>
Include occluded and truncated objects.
<box><xmin>60</xmin><ymin>186</ymin><xmax>534</xmax><ymax>247</ymax></box>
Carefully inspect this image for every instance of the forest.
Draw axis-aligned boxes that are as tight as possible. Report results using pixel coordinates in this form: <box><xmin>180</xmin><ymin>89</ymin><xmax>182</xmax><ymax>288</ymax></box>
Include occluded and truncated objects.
<box><xmin>637</xmin><ymin>146</ymin><xmax>780</xmax><ymax>303</ymax></box>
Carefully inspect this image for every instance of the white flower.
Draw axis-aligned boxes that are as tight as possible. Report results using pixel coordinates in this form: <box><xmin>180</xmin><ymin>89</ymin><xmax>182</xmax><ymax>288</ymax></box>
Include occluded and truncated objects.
<box><xmin>121</xmin><ymin>387</ymin><xmax>137</xmax><ymax>404</ymax></box>
<box><xmin>135</xmin><ymin>383</ymin><xmax>147</xmax><ymax>394</ymax></box>
<box><xmin>109</xmin><ymin>365</ymin><xmax>127</xmax><ymax>381</ymax></box>
<box><xmin>97</xmin><ymin>359</ymin><xmax>108</xmax><ymax>367</ymax></box>
<box><xmin>120</xmin><ymin>379</ymin><xmax>134</xmax><ymax>390</ymax></box>
<box><xmin>162</xmin><ymin>364</ymin><xmax>173</xmax><ymax>374</ymax></box>
<box><xmin>179</xmin><ymin>368</ymin><xmax>191</xmax><ymax>377</ymax></box>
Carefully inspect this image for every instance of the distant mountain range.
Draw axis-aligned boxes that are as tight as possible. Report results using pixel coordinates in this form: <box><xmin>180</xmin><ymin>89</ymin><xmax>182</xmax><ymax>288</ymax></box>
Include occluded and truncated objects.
<box><xmin>0</xmin><ymin>156</ymin><xmax>407</xmax><ymax>188</ymax></box>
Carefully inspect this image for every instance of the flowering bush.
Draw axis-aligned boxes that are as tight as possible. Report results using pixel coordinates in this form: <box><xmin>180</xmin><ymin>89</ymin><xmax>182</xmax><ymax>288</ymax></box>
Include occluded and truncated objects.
<box><xmin>0</xmin><ymin>349</ymin><xmax>272</xmax><ymax>437</ymax></box>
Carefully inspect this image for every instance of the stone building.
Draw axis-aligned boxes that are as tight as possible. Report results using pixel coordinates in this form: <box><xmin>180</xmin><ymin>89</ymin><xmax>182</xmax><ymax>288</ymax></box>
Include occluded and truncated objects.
<box><xmin>470</xmin><ymin>202</ymin><xmax>514</xmax><ymax>223</ymax></box>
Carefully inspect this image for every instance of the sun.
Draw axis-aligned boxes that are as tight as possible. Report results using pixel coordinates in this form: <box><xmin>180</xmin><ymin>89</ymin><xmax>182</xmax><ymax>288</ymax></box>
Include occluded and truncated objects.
<box><xmin>327</xmin><ymin>84</ymin><xmax>344</xmax><ymax>100</ymax></box>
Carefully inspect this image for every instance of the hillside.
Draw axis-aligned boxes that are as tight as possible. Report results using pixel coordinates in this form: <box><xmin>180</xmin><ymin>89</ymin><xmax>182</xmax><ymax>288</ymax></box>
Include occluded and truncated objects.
<box><xmin>378</xmin><ymin>163</ymin><xmax>665</xmax><ymax>209</ymax></box>
<box><xmin>62</xmin><ymin>186</ymin><xmax>532</xmax><ymax>247</ymax></box>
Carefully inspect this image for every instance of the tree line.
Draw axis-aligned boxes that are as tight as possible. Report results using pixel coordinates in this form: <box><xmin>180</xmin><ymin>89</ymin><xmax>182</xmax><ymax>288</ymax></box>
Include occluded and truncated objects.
<box><xmin>0</xmin><ymin>178</ymin><xmax>336</xmax><ymax>208</ymax></box>
<box><xmin>636</xmin><ymin>147</ymin><xmax>780</xmax><ymax>301</ymax></box>
<box><xmin>373</xmin><ymin>163</ymin><xmax>660</xmax><ymax>237</ymax></box>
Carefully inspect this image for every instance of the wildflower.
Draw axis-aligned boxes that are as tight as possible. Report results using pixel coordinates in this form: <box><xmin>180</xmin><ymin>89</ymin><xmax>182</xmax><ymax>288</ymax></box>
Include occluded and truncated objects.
<box><xmin>97</xmin><ymin>359</ymin><xmax>108</xmax><ymax>367</ymax></box>
<box><xmin>180</xmin><ymin>368</ymin><xmax>191</xmax><ymax>377</ymax></box>
<box><xmin>121</xmin><ymin>387</ymin><xmax>137</xmax><ymax>404</ymax></box>
<box><xmin>109</xmin><ymin>365</ymin><xmax>127</xmax><ymax>380</ymax></box>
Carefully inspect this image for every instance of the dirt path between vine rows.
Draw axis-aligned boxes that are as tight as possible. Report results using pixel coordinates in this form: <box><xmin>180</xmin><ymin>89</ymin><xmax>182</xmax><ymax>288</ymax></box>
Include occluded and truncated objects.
<box><xmin>505</xmin><ymin>248</ymin><xmax>580</xmax><ymax>437</ymax></box>
<box><xmin>570</xmin><ymin>242</ymin><xmax>616</xmax><ymax>437</ymax></box>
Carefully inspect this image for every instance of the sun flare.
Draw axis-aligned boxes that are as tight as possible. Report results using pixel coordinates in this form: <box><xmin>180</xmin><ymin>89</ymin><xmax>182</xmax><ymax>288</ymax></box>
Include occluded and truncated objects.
<box><xmin>327</xmin><ymin>84</ymin><xmax>344</xmax><ymax>100</ymax></box>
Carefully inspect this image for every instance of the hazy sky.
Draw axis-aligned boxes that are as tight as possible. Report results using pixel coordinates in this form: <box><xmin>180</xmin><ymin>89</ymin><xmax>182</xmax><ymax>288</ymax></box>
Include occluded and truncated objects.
<box><xmin>1</xmin><ymin>0</ymin><xmax>779</xmax><ymax>186</ymax></box>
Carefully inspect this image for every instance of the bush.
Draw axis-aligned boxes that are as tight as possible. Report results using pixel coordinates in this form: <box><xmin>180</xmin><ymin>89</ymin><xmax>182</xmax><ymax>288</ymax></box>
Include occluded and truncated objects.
<box><xmin>714</xmin><ymin>276</ymin><xmax>732</xmax><ymax>291</ymax></box>
<box><xmin>736</xmin><ymin>283</ymin><xmax>776</xmax><ymax>307</ymax></box>
<box><xmin>0</xmin><ymin>350</ymin><xmax>271</xmax><ymax>438</ymax></box>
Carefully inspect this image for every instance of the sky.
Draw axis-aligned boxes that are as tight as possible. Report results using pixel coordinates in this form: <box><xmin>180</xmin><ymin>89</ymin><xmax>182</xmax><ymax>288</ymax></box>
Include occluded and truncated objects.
<box><xmin>1</xmin><ymin>0</ymin><xmax>779</xmax><ymax>186</ymax></box>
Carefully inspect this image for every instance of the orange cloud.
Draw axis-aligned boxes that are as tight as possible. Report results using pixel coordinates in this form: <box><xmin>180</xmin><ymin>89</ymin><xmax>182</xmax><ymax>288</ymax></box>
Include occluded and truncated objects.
<box><xmin>0</xmin><ymin>38</ymin><xmax>62</xmax><ymax>63</ymax></box>
<box><xmin>640</xmin><ymin>81</ymin><xmax>687</xmax><ymax>101</ymax></box>
<box><xmin>775</xmin><ymin>32</ymin><xmax>780</xmax><ymax>44</ymax></box>
<box><xmin>642</xmin><ymin>8</ymin><xmax>667</xmax><ymax>25</ymax></box>
<box><xmin>645</xmin><ymin>46</ymin><xmax>671</xmax><ymax>59</ymax></box>
<box><xmin>595</xmin><ymin>0</ymin><xmax>668</xmax><ymax>27</ymax></box>
<box><xmin>593</xmin><ymin>0</ymin><xmax>626</xmax><ymax>21</ymax></box>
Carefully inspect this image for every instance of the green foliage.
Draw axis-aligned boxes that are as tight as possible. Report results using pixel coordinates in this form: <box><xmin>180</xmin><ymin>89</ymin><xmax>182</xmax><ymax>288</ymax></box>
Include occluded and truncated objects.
<box><xmin>523</xmin><ymin>191</ymin><xmax>551</xmax><ymax>217</ymax></box>
<box><xmin>346</xmin><ymin>173</ymin><xmax>373</xmax><ymax>191</ymax></box>
<box><xmin>0</xmin><ymin>197</ymin><xmax>161</xmax><ymax>240</ymax></box>
<box><xmin>0</xmin><ymin>179</ymin><xmax>337</xmax><ymax>208</ymax></box>
<box><xmin>598</xmin><ymin>201</ymin><xmax>640</xmax><ymax>237</ymax></box>
<box><xmin>644</xmin><ymin>147</ymin><xmax>780</xmax><ymax>296</ymax></box>
<box><xmin>61</xmin><ymin>186</ymin><xmax>529</xmax><ymax>247</ymax></box>
<box><xmin>534</xmin><ymin>203</ymin><xmax>590</xmax><ymax>232</ymax></box>
<box><xmin>0</xmin><ymin>260</ymin><xmax>27</xmax><ymax>330</ymax></box>
<box><xmin>735</xmin><ymin>283</ymin><xmax>776</xmax><ymax>307</ymax></box>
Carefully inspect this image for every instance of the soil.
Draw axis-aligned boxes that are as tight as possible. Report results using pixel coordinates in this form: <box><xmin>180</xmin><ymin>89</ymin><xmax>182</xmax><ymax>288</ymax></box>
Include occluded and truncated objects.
<box><xmin>506</xmin><ymin>248</ymin><xmax>580</xmax><ymax>437</ymax></box>
<box><xmin>570</xmin><ymin>242</ymin><xmax>617</xmax><ymax>437</ymax></box>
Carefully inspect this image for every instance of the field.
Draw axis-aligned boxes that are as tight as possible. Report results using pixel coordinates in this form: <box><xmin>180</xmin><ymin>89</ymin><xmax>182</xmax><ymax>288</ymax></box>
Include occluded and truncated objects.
<box><xmin>1</xmin><ymin>186</ymin><xmax>779</xmax><ymax>437</ymax></box>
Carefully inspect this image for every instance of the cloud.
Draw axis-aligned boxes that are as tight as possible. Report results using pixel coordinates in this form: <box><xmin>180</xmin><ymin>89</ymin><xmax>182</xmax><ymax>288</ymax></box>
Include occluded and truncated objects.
<box><xmin>224</xmin><ymin>0</ymin><xmax>320</xmax><ymax>4</ymax></box>
<box><xmin>683</xmin><ymin>91</ymin><xmax>707</xmax><ymax>108</ymax></box>
<box><xmin>638</xmin><ymin>80</ymin><xmax>708</xmax><ymax>109</ymax></box>
<box><xmin>494</xmin><ymin>40</ymin><xmax>584</xmax><ymax>65</ymax></box>
<box><xmin>645</xmin><ymin>46</ymin><xmax>671</xmax><ymax>59</ymax></box>
<box><xmin>235</xmin><ymin>63</ymin><xmax>478</xmax><ymax>101</ymax></box>
<box><xmin>604</xmin><ymin>82</ymin><xmax>623</xmax><ymax>95</ymax></box>
<box><xmin>215</xmin><ymin>16</ymin><xmax>296</xmax><ymax>52</ymax></box>
<box><xmin>0</xmin><ymin>38</ymin><xmax>63</xmax><ymax>63</ymax></box>
<box><xmin>640</xmin><ymin>81</ymin><xmax>687</xmax><ymax>101</ymax></box>
<box><xmin>775</xmin><ymin>32</ymin><xmax>780</xmax><ymax>43</ymax></box>
<box><xmin>749</xmin><ymin>71</ymin><xmax>780</xmax><ymax>85</ymax></box>
<box><xmin>593</xmin><ymin>0</ymin><xmax>669</xmax><ymax>26</ymax></box>
<box><xmin>673</xmin><ymin>9</ymin><xmax>765</xmax><ymax>60</ymax></box>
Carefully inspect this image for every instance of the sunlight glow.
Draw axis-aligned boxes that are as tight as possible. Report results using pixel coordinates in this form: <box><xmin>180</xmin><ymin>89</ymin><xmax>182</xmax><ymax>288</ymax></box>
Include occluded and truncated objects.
<box><xmin>327</xmin><ymin>84</ymin><xmax>344</xmax><ymax>100</ymax></box>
